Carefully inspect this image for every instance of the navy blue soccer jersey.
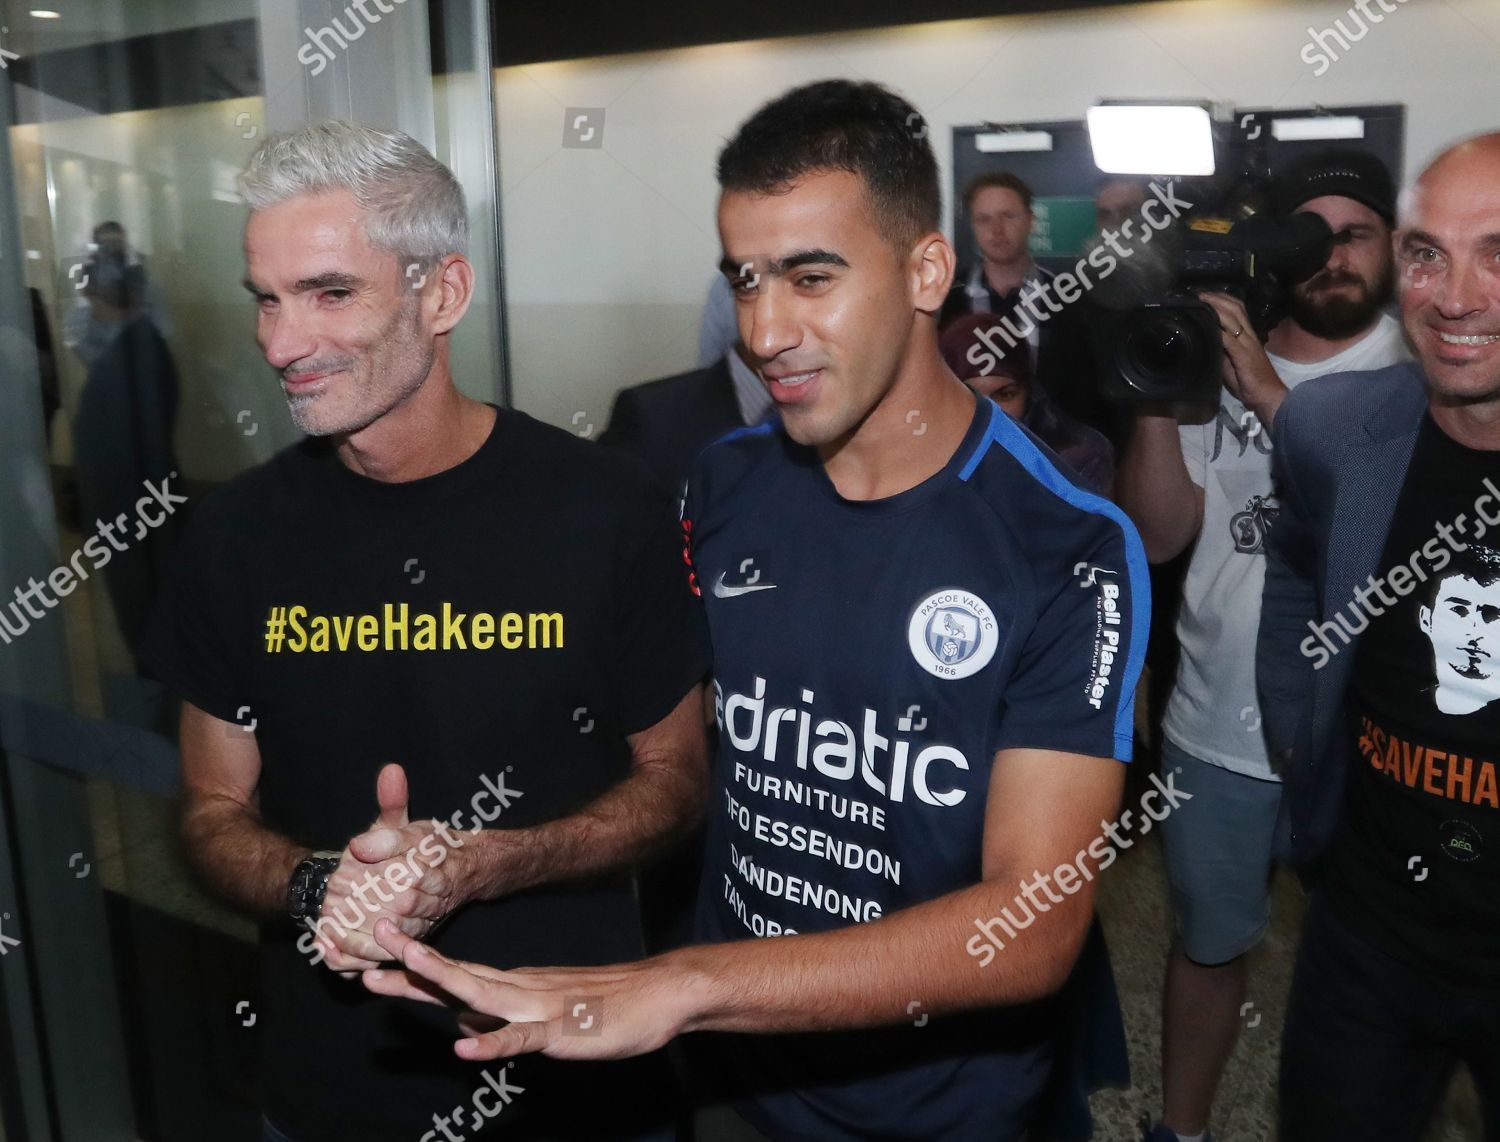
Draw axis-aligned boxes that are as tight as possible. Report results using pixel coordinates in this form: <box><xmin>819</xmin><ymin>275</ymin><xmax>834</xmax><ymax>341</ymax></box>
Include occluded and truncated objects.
<box><xmin>685</xmin><ymin>390</ymin><xmax>1149</xmax><ymax>1141</ymax></box>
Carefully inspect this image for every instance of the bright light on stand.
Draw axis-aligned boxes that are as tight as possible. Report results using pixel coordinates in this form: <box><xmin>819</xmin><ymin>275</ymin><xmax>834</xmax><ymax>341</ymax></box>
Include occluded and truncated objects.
<box><xmin>1086</xmin><ymin>104</ymin><xmax>1216</xmax><ymax>176</ymax></box>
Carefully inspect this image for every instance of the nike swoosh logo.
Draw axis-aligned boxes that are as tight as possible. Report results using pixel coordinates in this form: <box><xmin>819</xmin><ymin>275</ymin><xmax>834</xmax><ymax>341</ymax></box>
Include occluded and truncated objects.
<box><xmin>712</xmin><ymin>573</ymin><xmax>778</xmax><ymax>598</ymax></box>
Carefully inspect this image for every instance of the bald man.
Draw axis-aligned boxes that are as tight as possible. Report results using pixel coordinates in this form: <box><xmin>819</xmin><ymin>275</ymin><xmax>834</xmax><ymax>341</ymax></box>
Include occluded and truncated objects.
<box><xmin>1258</xmin><ymin>133</ymin><xmax>1500</xmax><ymax>1141</ymax></box>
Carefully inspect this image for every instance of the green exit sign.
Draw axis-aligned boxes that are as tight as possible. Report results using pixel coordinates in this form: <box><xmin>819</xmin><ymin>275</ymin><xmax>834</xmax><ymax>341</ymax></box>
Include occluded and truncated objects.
<box><xmin>1029</xmin><ymin>196</ymin><xmax>1097</xmax><ymax>257</ymax></box>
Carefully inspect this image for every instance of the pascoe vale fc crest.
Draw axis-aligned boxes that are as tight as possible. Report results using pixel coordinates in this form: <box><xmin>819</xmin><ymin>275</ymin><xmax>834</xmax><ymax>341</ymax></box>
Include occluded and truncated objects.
<box><xmin>908</xmin><ymin>588</ymin><xmax>1000</xmax><ymax>679</ymax></box>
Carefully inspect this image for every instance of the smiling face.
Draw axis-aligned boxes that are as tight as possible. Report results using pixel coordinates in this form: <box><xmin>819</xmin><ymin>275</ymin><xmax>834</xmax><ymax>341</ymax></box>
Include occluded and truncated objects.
<box><xmin>719</xmin><ymin>169</ymin><xmax>935</xmax><ymax>448</ymax></box>
<box><xmin>1420</xmin><ymin>572</ymin><xmax>1500</xmax><ymax>712</ymax></box>
<box><xmin>244</xmin><ymin>189</ymin><xmax>438</xmax><ymax>437</ymax></box>
<box><xmin>1286</xmin><ymin>195</ymin><xmax>1394</xmax><ymax>339</ymax></box>
<box><xmin>1397</xmin><ymin>140</ymin><xmax>1500</xmax><ymax>403</ymax></box>
<box><xmin>969</xmin><ymin>186</ymin><xmax>1033</xmax><ymax>267</ymax></box>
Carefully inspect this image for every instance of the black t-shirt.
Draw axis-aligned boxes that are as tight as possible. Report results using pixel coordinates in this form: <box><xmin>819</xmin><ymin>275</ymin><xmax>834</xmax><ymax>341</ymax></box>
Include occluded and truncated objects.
<box><xmin>1327</xmin><ymin>413</ymin><xmax>1500</xmax><ymax>988</ymax></box>
<box><xmin>142</xmin><ymin>407</ymin><xmax>710</xmax><ymax>1139</ymax></box>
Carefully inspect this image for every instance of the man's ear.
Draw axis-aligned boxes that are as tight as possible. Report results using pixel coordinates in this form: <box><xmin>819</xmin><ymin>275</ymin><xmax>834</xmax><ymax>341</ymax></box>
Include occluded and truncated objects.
<box><xmin>1418</xmin><ymin>604</ymin><xmax>1433</xmax><ymax>635</ymax></box>
<box><xmin>428</xmin><ymin>254</ymin><xmax>476</xmax><ymax>336</ymax></box>
<box><xmin>910</xmin><ymin>232</ymin><xmax>955</xmax><ymax>316</ymax></box>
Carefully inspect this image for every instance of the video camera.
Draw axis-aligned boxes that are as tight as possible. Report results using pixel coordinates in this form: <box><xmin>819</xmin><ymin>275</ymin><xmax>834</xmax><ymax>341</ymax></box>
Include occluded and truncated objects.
<box><xmin>1085</xmin><ymin>102</ymin><xmax>1340</xmax><ymax>404</ymax></box>
<box><xmin>1106</xmin><ymin>209</ymin><xmax>1334</xmax><ymax>403</ymax></box>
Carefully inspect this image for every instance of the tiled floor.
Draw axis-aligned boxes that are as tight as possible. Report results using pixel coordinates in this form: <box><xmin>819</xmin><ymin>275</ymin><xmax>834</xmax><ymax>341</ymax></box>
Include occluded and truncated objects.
<box><xmin>1088</xmin><ymin>827</ymin><xmax>1483</xmax><ymax>1141</ymax></box>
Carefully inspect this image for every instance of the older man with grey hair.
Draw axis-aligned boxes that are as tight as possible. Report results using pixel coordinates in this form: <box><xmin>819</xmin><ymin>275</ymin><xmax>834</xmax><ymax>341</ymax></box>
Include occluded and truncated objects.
<box><xmin>142</xmin><ymin>121</ymin><xmax>709</xmax><ymax>1141</ymax></box>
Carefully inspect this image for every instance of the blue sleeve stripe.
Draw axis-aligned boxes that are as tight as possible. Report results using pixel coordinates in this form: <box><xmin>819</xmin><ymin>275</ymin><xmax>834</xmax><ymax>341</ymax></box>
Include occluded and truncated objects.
<box><xmin>693</xmin><ymin>421</ymin><xmax>776</xmax><ymax>474</ymax></box>
<box><xmin>711</xmin><ymin>422</ymin><xmax>776</xmax><ymax>447</ymax></box>
<box><xmin>959</xmin><ymin>400</ymin><xmax>1152</xmax><ymax>757</ymax></box>
<box><xmin>685</xmin><ymin>422</ymin><xmax>776</xmax><ymax>503</ymax></box>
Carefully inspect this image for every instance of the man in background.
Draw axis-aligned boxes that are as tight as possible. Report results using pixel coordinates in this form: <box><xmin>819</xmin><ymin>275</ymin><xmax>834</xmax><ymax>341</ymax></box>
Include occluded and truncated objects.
<box><xmin>1119</xmin><ymin>148</ymin><xmax>1408</xmax><ymax>1142</ymax></box>
<box><xmin>940</xmin><ymin>171</ymin><xmax>1105</xmax><ymax>434</ymax></box>
<box><xmin>1094</xmin><ymin>178</ymin><xmax>1148</xmax><ymax>234</ymax></box>
<box><xmin>697</xmin><ymin>272</ymin><xmax>738</xmax><ymax>368</ymax></box>
<box><xmin>600</xmin><ymin>335</ymin><xmax>780</xmax><ymax>962</ymax></box>
<box><xmin>600</xmin><ymin>341</ymin><xmax>772</xmax><ymax>497</ymax></box>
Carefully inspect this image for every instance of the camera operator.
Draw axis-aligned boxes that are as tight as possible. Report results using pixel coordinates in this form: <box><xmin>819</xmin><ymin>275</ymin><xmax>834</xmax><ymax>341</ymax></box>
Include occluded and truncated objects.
<box><xmin>1118</xmin><ymin>149</ymin><xmax>1409</xmax><ymax>1142</ymax></box>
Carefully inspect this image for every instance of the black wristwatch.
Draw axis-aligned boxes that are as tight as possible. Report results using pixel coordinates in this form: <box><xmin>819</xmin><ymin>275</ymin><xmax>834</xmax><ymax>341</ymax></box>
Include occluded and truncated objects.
<box><xmin>287</xmin><ymin>850</ymin><xmax>342</xmax><ymax>927</ymax></box>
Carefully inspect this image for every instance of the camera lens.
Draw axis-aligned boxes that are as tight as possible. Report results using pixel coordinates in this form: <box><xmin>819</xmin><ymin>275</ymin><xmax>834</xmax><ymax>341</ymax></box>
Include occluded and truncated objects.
<box><xmin>1126</xmin><ymin>315</ymin><xmax>1195</xmax><ymax>375</ymax></box>
<box><xmin>1118</xmin><ymin>310</ymin><xmax>1215</xmax><ymax>398</ymax></box>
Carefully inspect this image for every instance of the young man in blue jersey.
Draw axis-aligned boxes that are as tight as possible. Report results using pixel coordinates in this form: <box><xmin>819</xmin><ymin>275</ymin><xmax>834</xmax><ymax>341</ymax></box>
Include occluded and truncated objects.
<box><xmin>362</xmin><ymin>80</ymin><xmax>1150</xmax><ymax>1140</ymax></box>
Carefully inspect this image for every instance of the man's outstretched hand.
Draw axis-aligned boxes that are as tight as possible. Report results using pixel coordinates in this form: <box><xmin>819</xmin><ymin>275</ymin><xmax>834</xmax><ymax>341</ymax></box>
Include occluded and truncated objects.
<box><xmin>361</xmin><ymin>918</ymin><xmax>710</xmax><ymax>1061</ymax></box>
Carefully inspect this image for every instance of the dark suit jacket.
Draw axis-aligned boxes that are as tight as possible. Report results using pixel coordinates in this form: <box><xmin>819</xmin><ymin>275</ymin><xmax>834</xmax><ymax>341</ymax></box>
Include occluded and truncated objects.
<box><xmin>1257</xmin><ymin>361</ymin><xmax>1428</xmax><ymax>867</ymax></box>
<box><xmin>598</xmin><ymin>358</ymin><xmax>743</xmax><ymax>494</ymax></box>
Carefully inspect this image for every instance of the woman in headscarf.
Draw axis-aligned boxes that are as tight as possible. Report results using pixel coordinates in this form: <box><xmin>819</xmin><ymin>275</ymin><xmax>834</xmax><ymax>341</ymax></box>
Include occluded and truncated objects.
<box><xmin>939</xmin><ymin>312</ymin><xmax>1116</xmax><ymax>499</ymax></box>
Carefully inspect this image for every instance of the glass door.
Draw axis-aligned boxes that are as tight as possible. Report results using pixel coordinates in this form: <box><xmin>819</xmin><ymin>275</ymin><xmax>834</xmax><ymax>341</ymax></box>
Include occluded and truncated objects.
<box><xmin>0</xmin><ymin>2</ymin><xmax>502</xmax><ymax>1137</ymax></box>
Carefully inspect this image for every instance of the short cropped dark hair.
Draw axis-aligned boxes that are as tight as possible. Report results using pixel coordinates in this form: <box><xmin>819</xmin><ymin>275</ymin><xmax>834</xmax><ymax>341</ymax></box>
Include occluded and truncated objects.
<box><xmin>717</xmin><ymin>79</ymin><xmax>941</xmax><ymax>248</ymax></box>
<box><xmin>1437</xmin><ymin>543</ymin><xmax>1500</xmax><ymax>591</ymax></box>
<box><xmin>962</xmin><ymin>171</ymin><xmax>1034</xmax><ymax>215</ymax></box>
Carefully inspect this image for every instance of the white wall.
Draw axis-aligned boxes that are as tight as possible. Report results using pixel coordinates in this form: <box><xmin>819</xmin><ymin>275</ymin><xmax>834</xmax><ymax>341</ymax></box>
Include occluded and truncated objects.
<box><xmin>494</xmin><ymin>0</ymin><xmax>1500</xmax><ymax>431</ymax></box>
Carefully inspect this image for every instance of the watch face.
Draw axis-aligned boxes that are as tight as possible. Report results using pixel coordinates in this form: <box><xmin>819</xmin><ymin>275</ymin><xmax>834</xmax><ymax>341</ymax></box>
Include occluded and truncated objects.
<box><xmin>289</xmin><ymin>854</ymin><xmax>340</xmax><ymax>923</ymax></box>
<box><xmin>288</xmin><ymin>864</ymin><xmax>314</xmax><ymax>919</ymax></box>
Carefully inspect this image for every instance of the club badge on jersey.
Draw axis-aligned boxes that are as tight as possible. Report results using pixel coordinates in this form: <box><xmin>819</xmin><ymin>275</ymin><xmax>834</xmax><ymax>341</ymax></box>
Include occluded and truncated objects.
<box><xmin>907</xmin><ymin>588</ymin><xmax>1000</xmax><ymax>679</ymax></box>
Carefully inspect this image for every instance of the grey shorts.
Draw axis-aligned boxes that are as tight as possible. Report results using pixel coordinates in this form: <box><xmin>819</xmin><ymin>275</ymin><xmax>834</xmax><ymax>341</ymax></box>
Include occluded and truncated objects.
<box><xmin>1158</xmin><ymin>737</ymin><xmax>1284</xmax><ymax>965</ymax></box>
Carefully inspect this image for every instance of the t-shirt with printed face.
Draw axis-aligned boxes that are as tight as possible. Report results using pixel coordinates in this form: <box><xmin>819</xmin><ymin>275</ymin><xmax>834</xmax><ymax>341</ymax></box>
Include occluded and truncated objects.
<box><xmin>685</xmin><ymin>392</ymin><xmax>1148</xmax><ymax>1141</ymax></box>
<box><xmin>1329</xmin><ymin>414</ymin><xmax>1500</xmax><ymax>987</ymax></box>
<box><xmin>141</xmin><ymin>407</ymin><xmax>710</xmax><ymax>1140</ymax></box>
